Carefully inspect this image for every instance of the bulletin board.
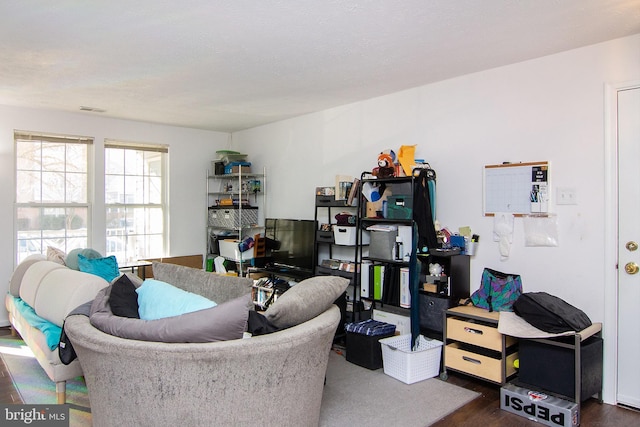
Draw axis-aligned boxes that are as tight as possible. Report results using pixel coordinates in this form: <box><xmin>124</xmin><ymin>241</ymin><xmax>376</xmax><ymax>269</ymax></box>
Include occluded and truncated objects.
<box><xmin>483</xmin><ymin>161</ymin><xmax>549</xmax><ymax>216</ymax></box>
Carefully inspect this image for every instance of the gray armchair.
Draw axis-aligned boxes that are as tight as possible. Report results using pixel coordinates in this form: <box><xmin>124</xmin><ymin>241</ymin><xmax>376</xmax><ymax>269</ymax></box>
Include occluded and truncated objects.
<box><xmin>64</xmin><ymin>263</ymin><xmax>345</xmax><ymax>427</ymax></box>
<box><xmin>65</xmin><ymin>306</ymin><xmax>339</xmax><ymax>427</ymax></box>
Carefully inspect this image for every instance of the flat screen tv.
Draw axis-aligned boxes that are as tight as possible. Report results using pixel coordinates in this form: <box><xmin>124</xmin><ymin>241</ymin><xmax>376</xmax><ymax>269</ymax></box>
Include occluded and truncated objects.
<box><xmin>264</xmin><ymin>218</ymin><xmax>316</xmax><ymax>274</ymax></box>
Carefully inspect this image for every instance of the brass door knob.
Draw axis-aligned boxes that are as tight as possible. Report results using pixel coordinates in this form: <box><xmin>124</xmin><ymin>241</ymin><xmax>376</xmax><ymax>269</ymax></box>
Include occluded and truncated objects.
<box><xmin>626</xmin><ymin>241</ymin><xmax>638</xmax><ymax>251</ymax></box>
<box><xmin>625</xmin><ymin>262</ymin><xmax>639</xmax><ymax>275</ymax></box>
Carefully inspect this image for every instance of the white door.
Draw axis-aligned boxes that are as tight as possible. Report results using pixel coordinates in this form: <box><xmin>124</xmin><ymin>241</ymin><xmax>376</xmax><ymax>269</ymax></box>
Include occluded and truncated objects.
<box><xmin>617</xmin><ymin>85</ymin><xmax>640</xmax><ymax>409</ymax></box>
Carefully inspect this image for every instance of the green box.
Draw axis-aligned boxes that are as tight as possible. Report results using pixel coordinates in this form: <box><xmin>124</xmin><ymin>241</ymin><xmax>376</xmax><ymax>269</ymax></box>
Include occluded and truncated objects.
<box><xmin>386</xmin><ymin>195</ymin><xmax>413</xmax><ymax>219</ymax></box>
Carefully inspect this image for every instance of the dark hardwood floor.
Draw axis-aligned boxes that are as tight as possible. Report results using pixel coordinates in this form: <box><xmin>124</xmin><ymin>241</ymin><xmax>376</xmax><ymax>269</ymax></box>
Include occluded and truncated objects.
<box><xmin>1</xmin><ymin>326</ymin><xmax>639</xmax><ymax>426</ymax></box>
<box><xmin>432</xmin><ymin>370</ymin><xmax>640</xmax><ymax>427</ymax></box>
<box><xmin>0</xmin><ymin>327</ymin><xmax>24</xmax><ymax>404</ymax></box>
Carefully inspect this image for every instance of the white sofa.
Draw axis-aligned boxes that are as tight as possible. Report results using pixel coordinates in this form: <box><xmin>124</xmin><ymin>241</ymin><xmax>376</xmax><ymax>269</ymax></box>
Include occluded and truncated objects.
<box><xmin>5</xmin><ymin>257</ymin><xmax>110</xmax><ymax>403</ymax></box>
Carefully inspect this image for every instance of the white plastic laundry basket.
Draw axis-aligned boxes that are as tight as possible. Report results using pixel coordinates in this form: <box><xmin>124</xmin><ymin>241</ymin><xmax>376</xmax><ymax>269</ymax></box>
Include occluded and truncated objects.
<box><xmin>379</xmin><ymin>334</ymin><xmax>443</xmax><ymax>384</ymax></box>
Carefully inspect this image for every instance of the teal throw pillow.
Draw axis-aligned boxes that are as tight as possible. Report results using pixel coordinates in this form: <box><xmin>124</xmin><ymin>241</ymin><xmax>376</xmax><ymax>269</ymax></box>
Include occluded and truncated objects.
<box><xmin>77</xmin><ymin>254</ymin><xmax>120</xmax><ymax>282</ymax></box>
<box><xmin>136</xmin><ymin>279</ymin><xmax>217</xmax><ymax>320</ymax></box>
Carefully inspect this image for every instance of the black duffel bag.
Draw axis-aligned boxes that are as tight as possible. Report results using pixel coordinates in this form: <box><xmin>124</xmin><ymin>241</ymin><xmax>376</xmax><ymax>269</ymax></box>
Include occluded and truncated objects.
<box><xmin>513</xmin><ymin>292</ymin><xmax>592</xmax><ymax>333</ymax></box>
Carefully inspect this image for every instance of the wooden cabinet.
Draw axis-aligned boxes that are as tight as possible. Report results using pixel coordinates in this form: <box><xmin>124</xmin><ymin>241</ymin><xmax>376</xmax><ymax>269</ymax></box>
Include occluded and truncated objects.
<box><xmin>442</xmin><ymin>305</ymin><xmax>518</xmax><ymax>385</ymax></box>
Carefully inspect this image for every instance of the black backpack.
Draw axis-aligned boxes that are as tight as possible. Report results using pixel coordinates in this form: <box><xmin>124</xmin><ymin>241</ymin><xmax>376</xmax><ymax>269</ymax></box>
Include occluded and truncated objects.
<box><xmin>513</xmin><ymin>292</ymin><xmax>592</xmax><ymax>333</ymax></box>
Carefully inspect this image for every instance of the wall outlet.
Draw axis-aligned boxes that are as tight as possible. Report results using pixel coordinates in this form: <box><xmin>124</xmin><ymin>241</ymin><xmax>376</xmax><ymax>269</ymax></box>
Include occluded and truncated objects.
<box><xmin>556</xmin><ymin>187</ymin><xmax>577</xmax><ymax>205</ymax></box>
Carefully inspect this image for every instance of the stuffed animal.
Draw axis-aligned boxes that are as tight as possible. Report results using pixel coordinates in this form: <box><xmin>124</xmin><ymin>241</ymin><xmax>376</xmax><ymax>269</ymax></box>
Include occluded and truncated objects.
<box><xmin>372</xmin><ymin>152</ymin><xmax>395</xmax><ymax>178</ymax></box>
<box><xmin>429</xmin><ymin>263</ymin><xmax>443</xmax><ymax>276</ymax></box>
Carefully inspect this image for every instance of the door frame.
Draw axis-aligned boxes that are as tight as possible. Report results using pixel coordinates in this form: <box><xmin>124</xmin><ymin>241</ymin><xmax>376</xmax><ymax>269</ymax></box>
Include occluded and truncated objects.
<box><xmin>604</xmin><ymin>80</ymin><xmax>640</xmax><ymax>405</ymax></box>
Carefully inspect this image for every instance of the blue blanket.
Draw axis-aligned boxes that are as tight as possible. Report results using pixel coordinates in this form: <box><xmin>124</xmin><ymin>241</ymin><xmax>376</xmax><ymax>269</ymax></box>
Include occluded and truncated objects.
<box><xmin>10</xmin><ymin>295</ymin><xmax>61</xmax><ymax>351</ymax></box>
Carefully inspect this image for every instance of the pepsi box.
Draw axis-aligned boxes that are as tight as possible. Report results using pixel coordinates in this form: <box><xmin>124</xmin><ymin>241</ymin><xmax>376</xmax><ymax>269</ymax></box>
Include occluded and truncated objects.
<box><xmin>501</xmin><ymin>383</ymin><xmax>579</xmax><ymax>427</ymax></box>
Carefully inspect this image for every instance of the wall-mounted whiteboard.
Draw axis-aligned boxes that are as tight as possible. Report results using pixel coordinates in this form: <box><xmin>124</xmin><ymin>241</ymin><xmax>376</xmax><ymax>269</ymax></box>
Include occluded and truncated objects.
<box><xmin>483</xmin><ymin>161</ymin><xmax>549</xmax><ymax>216</ymax></box>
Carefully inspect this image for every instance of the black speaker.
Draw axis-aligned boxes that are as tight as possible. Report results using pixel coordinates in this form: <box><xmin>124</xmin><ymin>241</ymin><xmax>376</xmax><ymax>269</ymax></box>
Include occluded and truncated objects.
<box><xmin>419</xmin><ymin>293</ymin><xmax>455</xmax><ymax>333</ymax></box>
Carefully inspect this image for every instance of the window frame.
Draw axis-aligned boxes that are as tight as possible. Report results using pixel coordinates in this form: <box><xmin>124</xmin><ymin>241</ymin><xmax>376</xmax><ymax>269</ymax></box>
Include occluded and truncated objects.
<box><xmin>104</xmin><ymin>139</ymin><xmax>169</xmax><ymax>264</ymax></box>
<box><xmin>13</xmin><ymin>131</ymin><xmax>93</xmax><ymax>265</ymax></box>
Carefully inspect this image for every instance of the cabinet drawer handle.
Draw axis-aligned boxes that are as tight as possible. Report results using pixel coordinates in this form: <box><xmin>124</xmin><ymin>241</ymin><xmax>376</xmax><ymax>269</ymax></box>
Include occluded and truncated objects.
<box><xmin>462</xmin><ymin>356</ymin><xmax>481</xmax><ymax>365</ymax></box>
<box><xmin>464</xmin><ymin>327</ymin><xmax>483</xmax><ymax>335</ymax></box>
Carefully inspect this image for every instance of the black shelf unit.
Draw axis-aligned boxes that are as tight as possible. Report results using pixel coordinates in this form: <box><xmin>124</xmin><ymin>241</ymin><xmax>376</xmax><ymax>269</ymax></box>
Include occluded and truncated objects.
<box><xmin>355</xmin><ymin>172</ymin><xmax>470</xmax><ymax>341</ymax></box>
<box><xmin>355</xmin><ymin>174</ymin><xmax>418</xmax><ymax>338</ymax></box>
<box><xmin>313</xmin><ymin>193</ymin><xmax>360</xmax><ymax>334</ymax></box>
<box><xmin>417</xmin><ymin>249</ymin><xmax>470</xmax><ymax>299</ymax></box>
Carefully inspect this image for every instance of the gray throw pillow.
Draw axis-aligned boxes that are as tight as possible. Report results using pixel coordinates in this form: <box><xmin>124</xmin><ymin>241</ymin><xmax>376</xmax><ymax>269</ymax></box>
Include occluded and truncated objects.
<box><xmin>151</xmin><ymin>262</ymin><xmax>253</xmax><ymax>304</ymax></box>
<box><xmin>90</xmin><ymin>286</ymin><xmax>251</xmax><ymax>343</ymax></box>
<box><xmin>264</xmin><ymin>276</ymin><xmax>349</xmax><ymax>329</ymax></box>
<box><xmin>65</xmin><ymin>248</ymin><xmax>102</xmax><ymax>271</ymax></box>
<box><xmin>9</xmin><ymin>255</ymin><xmax>46</xmax><ymax>297</ymax></box>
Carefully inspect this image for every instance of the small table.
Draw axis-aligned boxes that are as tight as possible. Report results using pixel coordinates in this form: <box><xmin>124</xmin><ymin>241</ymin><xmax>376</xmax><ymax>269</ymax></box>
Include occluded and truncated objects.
<box><xmin>119</xmin><ymin>260</ymin><xmax>153</xmax><ymax>279</ymax></box>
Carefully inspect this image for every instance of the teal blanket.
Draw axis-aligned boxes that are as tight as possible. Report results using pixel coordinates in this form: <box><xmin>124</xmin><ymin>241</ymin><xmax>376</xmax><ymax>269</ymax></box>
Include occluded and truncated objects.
<box><xmin>10</xmin><ymin>295</ymin><xmax>61</xmax><ymax>351</ymax></box>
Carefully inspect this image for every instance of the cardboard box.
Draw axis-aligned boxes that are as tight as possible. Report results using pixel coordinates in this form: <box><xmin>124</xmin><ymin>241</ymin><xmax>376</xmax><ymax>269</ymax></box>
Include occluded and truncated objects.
<box><xmin>500</xmin><ymin>383</ymin><xmax>579</xmax><ymax>427</ymax></box>
<box><xmin>229</xmin><ymin>165</ymin><xmax>251</xmax><ymax>174</ymax></box>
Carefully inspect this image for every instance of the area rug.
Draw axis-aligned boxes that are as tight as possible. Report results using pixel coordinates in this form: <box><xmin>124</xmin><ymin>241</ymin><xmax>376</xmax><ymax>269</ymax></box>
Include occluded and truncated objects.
<box><xmin>1</xmin><ymin>337</ymin><xmax>479</xmax><ymax>427</ymax></box>
<box><xmin>0</xmin><ymin>337</ymin><xmax>91</xmax><ymax>427</ymax></box>
<box><xmin>320</xmin><ymin>349</ymin><xmax>480</xmax><ymax>427</ymax></box>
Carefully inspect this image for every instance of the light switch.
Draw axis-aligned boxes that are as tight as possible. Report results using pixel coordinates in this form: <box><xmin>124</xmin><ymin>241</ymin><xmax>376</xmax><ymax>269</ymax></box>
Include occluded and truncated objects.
<box><xmin>556</xmin><ymin>187</ymin><xmax>577</xmax><ymax>205</ymax></box>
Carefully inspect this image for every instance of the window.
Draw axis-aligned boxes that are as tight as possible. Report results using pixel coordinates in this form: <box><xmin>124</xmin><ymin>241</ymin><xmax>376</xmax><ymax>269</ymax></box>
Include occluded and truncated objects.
<box><xmin>105</xmin><ymin>140</ymin><xmax>168</xmax><ymax>264</ymax></box>
<box><xmin>14</xmin><ymin>131</ymin><xmax>91</xmax><ymax>264</ymax></box>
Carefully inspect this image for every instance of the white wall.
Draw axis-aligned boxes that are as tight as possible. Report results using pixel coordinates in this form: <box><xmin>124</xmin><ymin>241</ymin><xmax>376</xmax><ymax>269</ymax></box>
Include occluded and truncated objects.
<box><xmin>233</xmin><ymin>34</ymin><xmax>640</xmax><ymax>403</ymax></box>
<box><xmin>1</xmin><ymin>33</ymin><xmax>637</xmax><ymax>403</ymax></box>
<box><xmin>0</xmin><ymin>106</ymin><xmax>230</xmax><ymax>323</ymax></box>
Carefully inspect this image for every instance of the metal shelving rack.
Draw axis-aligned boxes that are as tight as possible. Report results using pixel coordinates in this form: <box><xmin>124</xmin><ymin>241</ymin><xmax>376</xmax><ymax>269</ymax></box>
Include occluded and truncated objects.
<box><xmin>206</xmin><ymin>167</ymin><xmax>266</xmax><ymax>276</ymax></box>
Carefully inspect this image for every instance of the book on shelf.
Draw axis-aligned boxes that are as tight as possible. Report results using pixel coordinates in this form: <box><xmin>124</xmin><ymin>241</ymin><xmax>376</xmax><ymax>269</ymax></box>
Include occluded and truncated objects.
<box><xmin>346</xmin><ymin>178</ymin><xmax>360</xmax><ymax>206</ymax></box>
<box><xmin>335</xmin><ymin>174</ymin><xmax>354</xmax><ymax>200</ymax></box>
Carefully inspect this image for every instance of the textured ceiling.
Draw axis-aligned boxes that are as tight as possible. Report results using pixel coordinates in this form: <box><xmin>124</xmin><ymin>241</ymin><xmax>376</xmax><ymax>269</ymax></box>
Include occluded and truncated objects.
<box><xmin>1</xmin><ymin>0</ymin><xmax>639</xmax><ymax>132</ymax></box>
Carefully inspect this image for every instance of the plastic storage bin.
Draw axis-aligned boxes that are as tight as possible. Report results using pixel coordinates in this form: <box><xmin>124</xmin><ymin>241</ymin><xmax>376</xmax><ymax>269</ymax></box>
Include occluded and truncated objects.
<box><xmin>379</xmin><ymin>334</ymin><xmax>443</xmax><ymax>384</ymax></box>
<box><xmin>386</xmin><ymin>195</ymin><xmax>413</xmax><ymax>219</ymax></box>
<box><xmin>208</xmin><ymin>207</ymin><xmax>258</xmax><ymax>228</ymax></box>
<box><xmin>333</xmin><ymin>226</ymin><xmax>370</xmax><ymax>246</ymax></box>
<box><xmin>218</xmin><ymin>239</ymin><xmax>254</xmax><ymax>261</ymax></box>
<box><xmin>368</xmin><ymin>229</ymin><xmax>397</xmax><ymax>259</ymax></box>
